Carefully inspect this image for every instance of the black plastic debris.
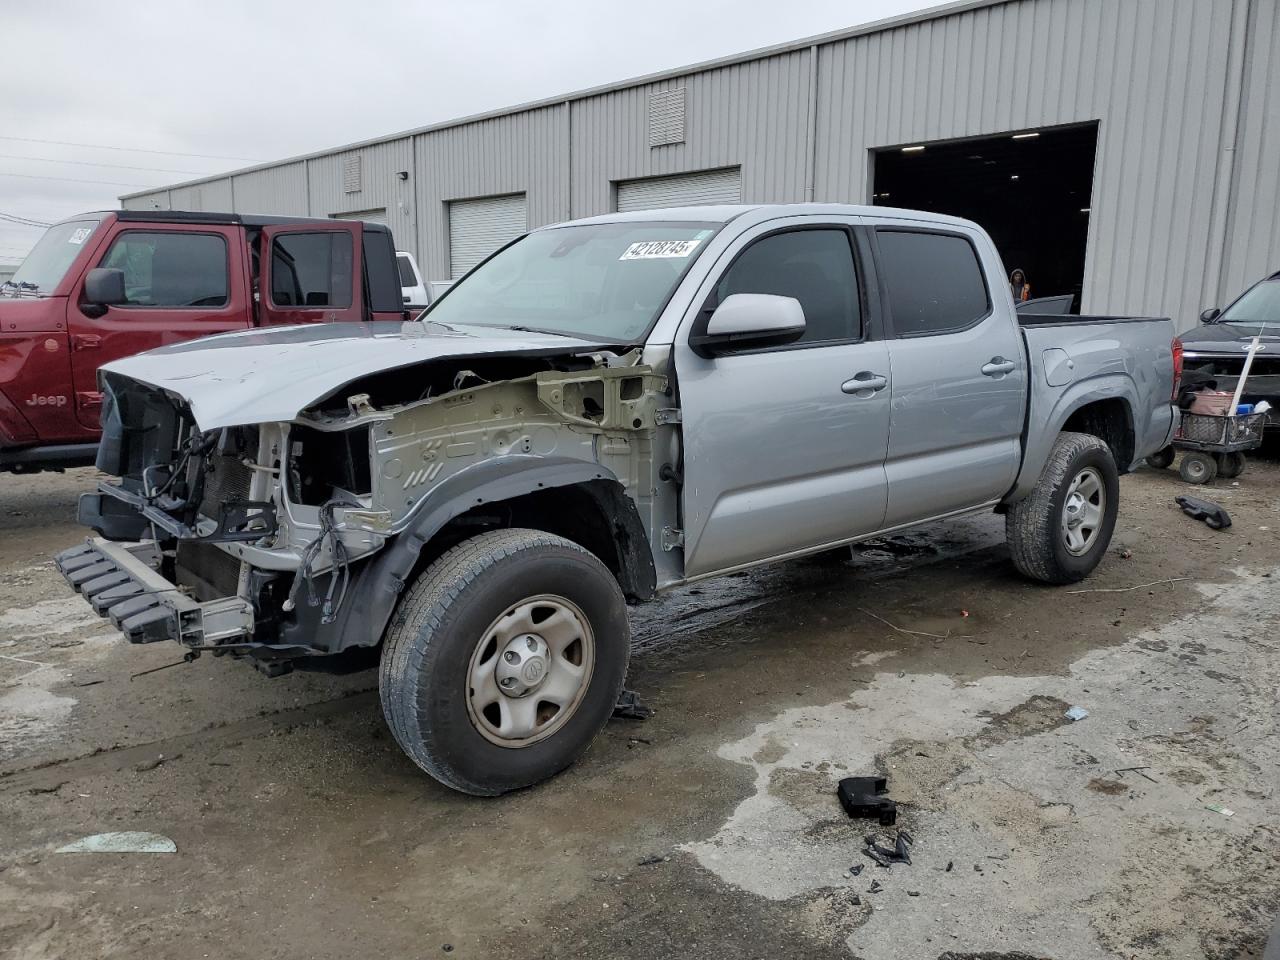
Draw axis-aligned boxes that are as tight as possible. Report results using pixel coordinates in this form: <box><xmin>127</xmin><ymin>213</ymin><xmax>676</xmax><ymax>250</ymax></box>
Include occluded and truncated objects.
<box><xmin>613</xmin><ymin>688</ymin><xmax>654</xmax><ymax>721</ymax></box>
<box><xmin>863</xmin><ymin>830</ymin><xmax>914</xmax><ymax>869</ymax></box>
<box><xmin>868</xmin><ymin>879</ymin><xmax>883</xmax><ymax>894</ymax></box>
<box><xmin>837</xmin><ymin>776</ymin><xmax>897</xmax><ymax>825</ymax></box>
<box><xmin>1175</xmin><ymin>494</ymin><xmax>1232</xmax><ymax>530</ymax></box>
<box><xmin>849</xmin><ymin>863</ymin><xmax>864</xmax><ymax>877</ymax></box>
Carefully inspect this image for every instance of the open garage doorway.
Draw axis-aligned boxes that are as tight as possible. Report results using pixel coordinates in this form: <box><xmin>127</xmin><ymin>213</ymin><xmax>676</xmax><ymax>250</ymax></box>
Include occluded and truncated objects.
<box><xmin>871</xmin><ymin>123</ymin><xmax>1098</xmax><ymax>310</ymax></box>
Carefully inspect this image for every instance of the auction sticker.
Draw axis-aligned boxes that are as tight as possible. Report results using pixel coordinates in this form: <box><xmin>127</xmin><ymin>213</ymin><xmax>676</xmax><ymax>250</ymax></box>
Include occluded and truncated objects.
<box><xmin>619</xmin><ymin>239</ymin><xmax>701</xmax><ymax>260</ymax></box>
<box><xmin>68</xmin><ymin>228</ymin><xmax>92</xmax><ymax>245</ymax></box>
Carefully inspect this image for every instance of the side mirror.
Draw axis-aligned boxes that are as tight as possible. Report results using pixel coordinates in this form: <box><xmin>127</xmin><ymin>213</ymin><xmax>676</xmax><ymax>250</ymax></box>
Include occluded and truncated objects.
<box><xmin>1200</xmin><ymin>307</ymin><xmax>1221</xmax><ymax>323</ymax></box>
<box><xmin>84</xmin><ymin>268</ymin><xmax>127</xmax><ymax>307</ymax></box>
<box><xmin>690</xmin><ymin>293</ymin><xmax>806</xmax><ymax>358</ymax></box>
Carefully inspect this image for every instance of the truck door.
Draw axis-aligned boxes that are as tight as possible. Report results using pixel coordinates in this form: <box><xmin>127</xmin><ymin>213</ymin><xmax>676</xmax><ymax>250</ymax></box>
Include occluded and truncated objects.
<box><xmin>870</xmin><ymin>225</ymin><xmax>1026</xmax><ymax>526</ymax></box>
<box><xmin>258</xmin><ymin>223</ymin><xmax>364</xmax><ymax>326</ymax></box>
<box><xmin>66</xmin><ymin>223</ymin><xmax>250</xmax><ymax>429</ymax></box>
<box><xmin>673</xmin><ymin>220</ymin><xmax>892</xmax><ymax>578</ymax></box>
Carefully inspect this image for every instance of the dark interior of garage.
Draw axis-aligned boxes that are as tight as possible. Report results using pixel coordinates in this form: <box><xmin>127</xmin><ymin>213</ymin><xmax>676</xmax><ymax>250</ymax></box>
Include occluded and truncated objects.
<box><xmin>872</xmin><ymin>123</ymin><xmax>1098</xmax><ymax>311</ymax></box>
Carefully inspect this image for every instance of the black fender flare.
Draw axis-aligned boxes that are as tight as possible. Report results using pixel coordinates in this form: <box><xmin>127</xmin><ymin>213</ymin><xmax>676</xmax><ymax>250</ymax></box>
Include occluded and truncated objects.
<box><xmin>280</xmin><ymin>456</ymin><xmax>656</xmax><ymax>653</ymax></box>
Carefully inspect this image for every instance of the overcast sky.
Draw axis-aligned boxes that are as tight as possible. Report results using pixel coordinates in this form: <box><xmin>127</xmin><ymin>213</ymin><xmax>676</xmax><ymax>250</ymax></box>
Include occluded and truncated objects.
<box><xmin>0</xmin><ymin>0</ymin><xmax>933</xmax><ymax>262</ymax></box>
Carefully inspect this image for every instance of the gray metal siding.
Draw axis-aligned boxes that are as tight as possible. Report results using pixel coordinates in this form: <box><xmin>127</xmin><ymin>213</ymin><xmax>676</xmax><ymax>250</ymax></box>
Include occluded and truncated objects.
<box><xmin>415</xmin><ymin>105</ymin><xmax>567</xmax><ymax>281</ymax></box>
<box><xmin>568</xmin><ymin>51</ymin><xmax>811</xmax><ymax>218</ymax></box>
<box><xmin>1221</xmin><ymin>0</ymin><xmax>1280</xmax><ymax>298</ymax></box>
<box><xmin>119</xmin><ymin>0</ymin><xmax>1269</xmax><ymax>328</ymax></box>
<box><xmin>815</xmin><ymin>0</ymin><xmax>1237</xmax><ymax>323</ymax></box>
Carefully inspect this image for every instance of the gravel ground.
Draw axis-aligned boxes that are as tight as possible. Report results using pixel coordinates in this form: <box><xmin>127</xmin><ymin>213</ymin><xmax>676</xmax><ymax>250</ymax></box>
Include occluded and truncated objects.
<box><xmin>1</xmin><ymin>455</ymin><xmax>1278</xmax><ymax>960</ymax></box>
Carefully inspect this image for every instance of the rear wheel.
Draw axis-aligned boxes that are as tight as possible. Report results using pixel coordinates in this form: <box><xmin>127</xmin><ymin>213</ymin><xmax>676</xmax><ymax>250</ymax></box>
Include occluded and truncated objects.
<box><xmin>1178</xmin><ymin>451</ymin><xmax>1217</xmax><ymax>485</ymax></box>
<box><xmin>379</xmin><ymin>528</ymin><xmax>630</xmax><ymax>796</ymax></box>
<box><xmin>1215</xmin><ymin>451</ymin><xmax>1246</xmax><ymax>479</ymax></box>
<box><xmin>1146</xmin><ymin>446</ymin><xmax>1175</xmax><ymax>469</ymax></box>
<box><xmin>1007</xmin><ymin>431</ymin><xmax>1120</xmax><ymax>584</ymax></box>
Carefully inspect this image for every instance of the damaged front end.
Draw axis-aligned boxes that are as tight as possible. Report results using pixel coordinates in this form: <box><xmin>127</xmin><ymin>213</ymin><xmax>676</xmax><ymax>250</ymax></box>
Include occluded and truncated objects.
<box><xmin>58</xmin><ymin>349</ymin><xmax>666</xmax><ymax>671</ymax></box>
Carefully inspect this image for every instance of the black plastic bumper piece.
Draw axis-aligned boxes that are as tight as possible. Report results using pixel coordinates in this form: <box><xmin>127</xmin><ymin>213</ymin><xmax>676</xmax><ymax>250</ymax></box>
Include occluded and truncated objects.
<box><xmin>54</xmin><ymin>543</ymin><xmax>175</xmax><ymax>645</ymax></box>
<box><xmin>837</xmin><ymin>776</ymin><xmax>898</xmax><ymax>826</ymax></box>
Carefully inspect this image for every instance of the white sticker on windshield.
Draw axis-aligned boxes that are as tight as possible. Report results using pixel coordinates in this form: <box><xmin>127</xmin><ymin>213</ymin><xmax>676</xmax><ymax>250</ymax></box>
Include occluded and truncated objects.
<box><xmin>67</xmin><ymin>228</ymin><xmax>92</xmax><ymax>245</ymax></box>
<box><xmin>619</xmin><ymin>239</ymin><xmax>701</xmax><ymax>261</ymax></box>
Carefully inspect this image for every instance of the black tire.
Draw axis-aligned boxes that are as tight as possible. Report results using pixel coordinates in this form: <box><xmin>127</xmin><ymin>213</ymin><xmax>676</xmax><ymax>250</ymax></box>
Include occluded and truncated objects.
<box><xmin>1006</xmin><ymin>431</ymin><xmax>1120</xmax><ymax>585</ymax></box>
<box><xmin>1215</xmin><ymin>451</ymin><xmax>1246</xmax><ymax>479</ymax></box>
<box><xmin>1178</xmin><ymin>452</ymin><xmax>1217</xmax><ymax>485</ymax></box>
<box><xmin>1146</xmin><ymin>446</ymin><xmax>1176</xmax><ymax>469</ymax></box>
<box><xmin>379</xmin><ymin>528</ymin><xmax>630</xmax><ymax>796</ymax></box>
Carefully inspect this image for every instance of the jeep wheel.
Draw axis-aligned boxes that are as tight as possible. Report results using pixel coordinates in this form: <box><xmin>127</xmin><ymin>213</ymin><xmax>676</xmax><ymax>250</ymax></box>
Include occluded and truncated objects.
<box><xmin>379</xmin><ymin>528</ymin><xmax>630</xmax><ymax>796</ymax></box>
<box><xmin>1006</xmin><ymin>431</ymin><xmax>1120</xmax><ymax>584</ymax></box>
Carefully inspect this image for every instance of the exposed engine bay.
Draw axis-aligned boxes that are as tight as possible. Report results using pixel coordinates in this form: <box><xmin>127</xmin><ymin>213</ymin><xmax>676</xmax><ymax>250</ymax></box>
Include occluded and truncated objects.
<box><xmin>69</xmin><ymin>346</ymin><xmax>670</xmax><ymax>669</ymax></box>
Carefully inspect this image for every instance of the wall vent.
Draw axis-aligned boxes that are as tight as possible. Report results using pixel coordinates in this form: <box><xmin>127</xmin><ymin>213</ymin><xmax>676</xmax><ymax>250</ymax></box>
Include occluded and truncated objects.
<box><xmin>648</xmin><ymin>88</ymin><xmax>686</xmax><ymax>147</ymax></box>
<box><xmin>343</xmin><ymin>155</ymin><xmax>362</xmax><ymax>193</ymax></box>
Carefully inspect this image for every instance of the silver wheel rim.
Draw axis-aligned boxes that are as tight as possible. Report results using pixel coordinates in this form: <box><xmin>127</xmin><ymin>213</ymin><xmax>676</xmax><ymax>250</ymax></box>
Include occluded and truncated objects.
<box><xmin>466</xmin><ymin>594</ymin><xmax>595</xmax><ymax>749</ymax></box>
<box><xmin>1061</xmin><ymin>466</ymin><xmax>1105</xmax><ymax>556</ymax></box>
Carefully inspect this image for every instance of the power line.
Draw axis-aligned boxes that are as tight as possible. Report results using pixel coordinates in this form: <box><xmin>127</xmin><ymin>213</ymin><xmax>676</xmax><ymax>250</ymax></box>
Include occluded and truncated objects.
<box><xmin>0</xmin><ymin>153</ymin><xmax>214</xmax><ymax>176</ymax></box>
<box><xmin>0</xmin><ymin>135</ymin><xmax>258</xmax><ymax>163</ymax></box>
<box><xmin>0</xmin><ymin>211</ymin><xmax>51</xmax><ymax>227</ymax></box>
<box><xmin>0</xmin><ymin>171</ymin><xmax>156</xmax><ymax>188</ymax></box>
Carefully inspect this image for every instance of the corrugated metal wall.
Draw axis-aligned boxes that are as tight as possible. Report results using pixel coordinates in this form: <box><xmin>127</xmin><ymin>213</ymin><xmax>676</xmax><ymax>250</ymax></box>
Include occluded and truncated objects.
<box><xmin>120</xmin><ymin>0</ymin><xmax>1278</xmax><ymax>322</ymax></box>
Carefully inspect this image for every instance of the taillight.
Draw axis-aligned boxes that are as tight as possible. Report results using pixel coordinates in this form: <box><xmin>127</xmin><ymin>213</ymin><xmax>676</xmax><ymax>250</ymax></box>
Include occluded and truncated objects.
<box><xmin>1171</xmin><ymin>337</ymin><xmax>1184</xmax><ymax>401</ymax></box>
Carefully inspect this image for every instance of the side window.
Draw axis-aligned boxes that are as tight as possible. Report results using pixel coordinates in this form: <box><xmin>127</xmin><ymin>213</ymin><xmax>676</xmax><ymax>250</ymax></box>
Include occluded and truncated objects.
<box><xmin>713</xmin><ymin>229</ymin><xmax>861</xmax><ymax>344</ymax></box>
<box><xmin>98</xmin><ymin>231</ymin><xmax>228</xmax><ymax>308</ymax></box>
<box><xmin>270</xmin><ymin>232</ymin><xmax>354</xmax><ymax>308</ymax></box>
<box><xmin>396</xmin><ymin>254</ymin><xmax>417</xmax><ymax>287</ymax></box>
<box><xmin>876</xmin><ymin>230</ymin><xmax>990</xmax><ymax>337</ymax></box>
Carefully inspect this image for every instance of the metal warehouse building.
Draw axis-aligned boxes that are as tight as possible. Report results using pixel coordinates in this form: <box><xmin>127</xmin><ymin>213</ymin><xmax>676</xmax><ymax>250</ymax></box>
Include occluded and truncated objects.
<box><xmin>122</xmin><ymin>0</ymin><xmax>1280</xmax><ymax>324</ymax></box>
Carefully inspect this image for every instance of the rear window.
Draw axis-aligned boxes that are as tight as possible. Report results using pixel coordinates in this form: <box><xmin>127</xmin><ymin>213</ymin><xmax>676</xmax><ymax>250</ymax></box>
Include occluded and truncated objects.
<box><xmin>396</xmin><ymin>255</ymin><xmax>417</xmax><ymax>288</ymax></box>
<box><xmin>270</xmin><ymin>232</ymin><xmax>353</xmax><ymax>308</ymax></box>
<box><xmin>362</xmin><ymin>230</ymin><xmax>402</xmax><ymax>313</ymax></box>
<box><xmin>876</xmin><ymin>230</ymin><xmax>990</xmax><ymax>337</ymax></box>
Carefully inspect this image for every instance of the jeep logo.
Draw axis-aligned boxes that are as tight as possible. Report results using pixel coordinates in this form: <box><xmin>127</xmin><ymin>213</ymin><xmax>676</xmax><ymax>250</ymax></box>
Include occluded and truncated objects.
<box><xmin>25</xmin><ymin>394</ymin><xmax>68</xmax><ymax>407</ymax></box>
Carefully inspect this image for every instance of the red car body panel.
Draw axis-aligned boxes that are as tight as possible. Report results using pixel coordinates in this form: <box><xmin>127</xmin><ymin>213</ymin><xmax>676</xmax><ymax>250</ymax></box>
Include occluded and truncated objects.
<box><xmin>0</xmin><ymin>211</ymin><xmax>404</xmax><ymax>471</ymax></box>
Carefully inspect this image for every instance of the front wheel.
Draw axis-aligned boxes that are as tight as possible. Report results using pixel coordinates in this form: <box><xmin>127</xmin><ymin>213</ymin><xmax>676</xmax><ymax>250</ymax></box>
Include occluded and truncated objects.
<box><xmin>1006</xmin><ymin>431</ymin><xmax>1120</xmax><ymax>584</ymax></box>
<box><xmin>379</xmin><ymin>528</ymin><xmax>630</xmax><ymax>796</ymax></box>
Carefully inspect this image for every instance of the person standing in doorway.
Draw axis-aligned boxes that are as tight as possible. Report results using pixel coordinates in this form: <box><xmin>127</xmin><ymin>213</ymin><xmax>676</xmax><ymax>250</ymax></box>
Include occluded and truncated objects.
<box><xmin>1010</xmin><ymin>268</ymin><xmax>1031</xmax><ymax>302</ymax></box>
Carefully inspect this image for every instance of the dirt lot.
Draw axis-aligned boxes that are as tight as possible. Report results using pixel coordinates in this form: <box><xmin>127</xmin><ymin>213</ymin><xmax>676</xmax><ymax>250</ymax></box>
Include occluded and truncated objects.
<box><xmin>2</xmin><ymin>457</ymin><xmax>1278</xmax><ymax>960</ymax></box>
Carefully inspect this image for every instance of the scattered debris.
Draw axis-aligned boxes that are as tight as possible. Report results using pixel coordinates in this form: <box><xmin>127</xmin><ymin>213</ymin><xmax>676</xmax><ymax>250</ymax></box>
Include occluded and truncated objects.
<box><xmin>1175</xmin><ymin>495</ymin><xmax>1232</xmax><ymax>530</ymax></box>
<box><xmin>1205</xmin><ymin>803</ymin><xmax>1235</xmax><ymax>818</ymax></box>
<box><xmin>863</xmin><ymin>830</ymin><xmax>914</xmax><ymax>868</ymax></box>
<box><xmin>26</xmin><ymin>781</ymin><xmax>67</xmax><ymax>795</ymax></box>
<box><xmin>626</xmin><ymin>736</ymin><xmax>652</xmax><ymax>748</ymax></box>
<box><xmin>945</xmin><ymin>861</ymin><xmax>954</xmax><ymax>872</ymax></box>
<box><xmin>636</xmin><ymin>854</ymin><xmax>670</xmax><ymax>866</ymax></box>
<box><xmin>1067</xmin><ymin>578</ymin><xmax>1190</xmax><ymax>595</ymax></box>
<box><xmin>857</xmin><ymin>607</ymin><xmax>952</xmax><ymax>640</ymax></box>
<box><xmin>133</xmin><ymin>752</ymin><xmax>181</xmax><ymax>773</ymax></box>
<box><xmin>837</xmin><ymin>776</ymin><xmax>897</xmax><ymax>825</ymax></box>
<box><xmin>71</xmin><ymin>678</ymin><xmax>104</xmax><ymax>688</ymax></box>
<box><xmin>55</xmin><ymin>832</ymin><xmax>176</xmax><ymax>854</ymax></box>
<box><xmin>868</xmin><ymin>879</ymin><xmax>883</xmax><ymax>894</ymax></box>
<box><xmin>1115</xmin><ymin>765</ymin><xmax>1159</xmax><ymax>784</ymax></box>
<box><xmin>612</xmin><ymin>688</ymin><xmax>653</xmax><ymax>721</ymax></box>
<box><xmin>907</xmin><ymin>890</ymin><xmax>921</xmax><ymax>897</ymax></box>
<box><xmin>1119</xmin><ymin>548</ymin><xmax>1133</xmax><ymax>559</ymax></box>
<box><xmin>49</xmin><ymin>639</ymin><xmax>84</xmax><ymax>649</ymax></box>
<box><xmin>1065</xmin><ymin>706</ymin><xmax>1090</xmax><ymax>722</ymax></box>
<box><xmin>849</xmin><ymin>863</ymin><xmax>864</xmax><ymax>877</ymax></box>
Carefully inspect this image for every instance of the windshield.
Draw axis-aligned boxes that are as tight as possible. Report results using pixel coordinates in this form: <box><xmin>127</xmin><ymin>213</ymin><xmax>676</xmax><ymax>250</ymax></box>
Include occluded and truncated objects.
<box><xmin>1218</xmin><ymin>279</ymin><xmax>1280</xmax><ymax>331</ymax></box>
<box><xmin>5</xmin><ymin>219</ymin><xmax>101</xmax><ymax>296</ymax></box>
<box><xmin>425</xmin><ymin>221</ymin><xmax>719</xmax><ymax>341</ymax></box>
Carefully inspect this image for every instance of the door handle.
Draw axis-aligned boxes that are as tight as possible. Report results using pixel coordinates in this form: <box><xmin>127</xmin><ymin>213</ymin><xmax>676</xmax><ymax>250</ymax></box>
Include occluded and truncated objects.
<box><xmin>981</xmin><ymin>357</ymin><xmax>1017</xmax><ymax>376</ymax></box>
<box><xmin>841</xmin><ymin>372</ymin><xmax>888</xmax><ymax>395</ymax></box>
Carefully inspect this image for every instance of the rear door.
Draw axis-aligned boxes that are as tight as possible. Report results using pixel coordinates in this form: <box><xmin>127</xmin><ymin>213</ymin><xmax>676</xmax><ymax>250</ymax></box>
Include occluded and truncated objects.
<box><xmin>870</xmin><ymin>223</ymin><xmax>1026</xmax><ymax>526</ymax></box>
<box><xmin>674</xmin><ymin>217</ymin><xmax>892</xmax><ymax>577</ymax></box>
<box><xmin>66</xmin><ymin>223</ymin><xmax>249</xmax><ymax>429</ymax></box>
<box><xmin>259</xmin><ymin>223</ymin><xmax>364</xmax><ymax>326</ymax></box>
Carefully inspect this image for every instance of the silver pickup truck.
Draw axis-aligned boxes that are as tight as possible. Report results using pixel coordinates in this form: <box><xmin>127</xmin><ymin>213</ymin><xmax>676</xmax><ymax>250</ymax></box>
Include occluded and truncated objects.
<box><xmin>55</xmin><ymin>204</ymin><xmax>1177</xmax><ymax>795</ymax></box>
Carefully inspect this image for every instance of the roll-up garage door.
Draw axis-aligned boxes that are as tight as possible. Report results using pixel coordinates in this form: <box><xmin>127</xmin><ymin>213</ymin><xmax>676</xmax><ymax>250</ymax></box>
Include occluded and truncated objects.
<box><xmin>332</xmin><ymin>208</ymin><xmax>388</xmax><ymax>226</ymax></box>
<box><xmin>448</xmin><ymin>193</ymin><xmax>527</xmax><ymax>279</ymax></box>
<box><xmin>615</xmin><ymin>167</ymin><xmax>741</xmax><ymax>212</ymax></box>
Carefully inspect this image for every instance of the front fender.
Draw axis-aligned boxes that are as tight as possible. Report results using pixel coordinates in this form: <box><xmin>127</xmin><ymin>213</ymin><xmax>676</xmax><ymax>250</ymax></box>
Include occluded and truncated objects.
<box><xmin>278</xmin><ymin>455</ymin><xmax>641</xmax><ymax>653</ymax></box>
